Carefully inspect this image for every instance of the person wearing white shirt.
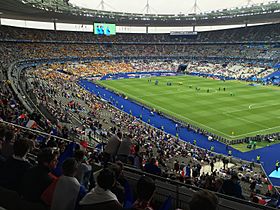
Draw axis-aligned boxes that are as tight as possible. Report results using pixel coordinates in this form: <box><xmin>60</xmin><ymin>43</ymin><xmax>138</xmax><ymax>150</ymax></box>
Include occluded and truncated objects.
<box><xmin>51</xmin><ymin>158</ymin><xmax>83</xmax><ymax>210</ymax></box>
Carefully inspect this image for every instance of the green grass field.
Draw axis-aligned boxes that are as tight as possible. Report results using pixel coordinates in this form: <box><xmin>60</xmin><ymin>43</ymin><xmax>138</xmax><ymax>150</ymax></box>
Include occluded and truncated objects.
<box><xmin>231</xmin><ymin>141</ymin><xmax>280</xmax><ymax>152</ymax></box>
<box><xmin>97</xmin><ymin>75</ymin><xmax>280</xmax><ymax>141</ymax></box>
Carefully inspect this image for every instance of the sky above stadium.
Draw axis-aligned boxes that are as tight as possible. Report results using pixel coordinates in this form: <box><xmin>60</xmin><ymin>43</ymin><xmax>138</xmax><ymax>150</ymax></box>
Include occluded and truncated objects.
<box><xmin>69</xmin><ymin>0</ymin><xmax>273</xmax><ymax>14</ymax></box>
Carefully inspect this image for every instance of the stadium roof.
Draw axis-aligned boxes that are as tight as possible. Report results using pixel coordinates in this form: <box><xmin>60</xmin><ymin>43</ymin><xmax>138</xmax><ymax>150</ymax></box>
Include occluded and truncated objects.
<box><xmin>0</xmin><ymin>0</ymin><xmax>280</xmax><ymax>26</ymax></box>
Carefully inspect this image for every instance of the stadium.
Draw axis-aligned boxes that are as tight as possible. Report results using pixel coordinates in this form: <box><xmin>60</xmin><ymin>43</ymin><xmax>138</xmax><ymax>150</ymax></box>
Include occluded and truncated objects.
<box><xmin>0</xmin><ymin>0</ymin><xmax>280</xmax><ymax>209</ymax></box>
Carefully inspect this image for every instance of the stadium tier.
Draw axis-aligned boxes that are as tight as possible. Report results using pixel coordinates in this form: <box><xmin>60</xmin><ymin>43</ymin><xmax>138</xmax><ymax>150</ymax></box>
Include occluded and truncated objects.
<box><xmin>0</xmin><ymin>21</ymin><xmax>280</xmax><ymax>210</ymax></box>
<box><xmin>0</xmin><ymin>23</ymin><xmax>280</xmax><ymax>42</ymax></box>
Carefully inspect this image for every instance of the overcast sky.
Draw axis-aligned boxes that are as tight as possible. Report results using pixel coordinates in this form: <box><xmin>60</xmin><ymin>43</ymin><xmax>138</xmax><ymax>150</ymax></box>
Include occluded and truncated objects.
<box><xmin>69</xmin><ymin>0</ymin><xmax>274</xmax><ymax>14</ymax></box>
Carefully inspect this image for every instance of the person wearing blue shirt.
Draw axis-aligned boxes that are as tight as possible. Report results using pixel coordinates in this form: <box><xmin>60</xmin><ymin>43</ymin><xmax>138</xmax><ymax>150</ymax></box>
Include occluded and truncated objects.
<box><xmin>100</xmin><ymin>25</ymin><xmax>104</xmax><ymax>35</ymax></box>
<box><xmin>96</xmin><ymin>25</ymin><xmax>104</xmax><ymax>35</ymax></box>
<box><xmin>105</xmin><ymin>26</ymin><xmax>111</xmax><ymax>36</ymax></box>
<box><xmin>144</xmin><ymin>157</ymin><xmax>161</xmax><ymax>176</ymax></box>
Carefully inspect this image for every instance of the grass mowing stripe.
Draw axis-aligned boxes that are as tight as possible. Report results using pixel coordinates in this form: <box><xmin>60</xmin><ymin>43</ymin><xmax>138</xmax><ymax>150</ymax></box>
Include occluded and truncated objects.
<box><xmin>99</xmin><ymin>80</ymin><xmax>235</xmax><ymax>138</ymax></box>
<box><xmin>98</xmin><ymin>75</ymin><xmax>280</xmax><ymax>141</ymax></box>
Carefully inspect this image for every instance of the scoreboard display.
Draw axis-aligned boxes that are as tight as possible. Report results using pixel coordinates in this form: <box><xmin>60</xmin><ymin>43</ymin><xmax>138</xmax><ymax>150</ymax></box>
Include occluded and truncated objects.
<box><xmin>94</xmin><ymin>23</ymin><xmax>116</xmax><ymax>36</ymax></box>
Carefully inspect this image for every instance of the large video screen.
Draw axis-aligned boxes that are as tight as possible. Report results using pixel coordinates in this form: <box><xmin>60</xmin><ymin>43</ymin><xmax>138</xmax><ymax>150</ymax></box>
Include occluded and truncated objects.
<box><xmin>94</xmin><ymin>23</ymin><xmax>116</xmax><ymax>36</ymax></box>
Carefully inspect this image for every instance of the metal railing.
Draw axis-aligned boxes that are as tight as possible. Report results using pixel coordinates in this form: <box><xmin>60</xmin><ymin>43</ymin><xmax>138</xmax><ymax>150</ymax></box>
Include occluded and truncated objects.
<box><xmin>123</xmin><ymin>166</ymin><xmax>278</xmax><ymax>210</ymax></box>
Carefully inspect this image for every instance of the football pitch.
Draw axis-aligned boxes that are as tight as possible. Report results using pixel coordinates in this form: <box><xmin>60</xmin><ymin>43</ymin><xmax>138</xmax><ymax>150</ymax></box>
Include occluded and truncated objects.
<box><xmin>97</xmin><ymin>75</ymin><xmax>280</xmax><ymax>141</ymax></box>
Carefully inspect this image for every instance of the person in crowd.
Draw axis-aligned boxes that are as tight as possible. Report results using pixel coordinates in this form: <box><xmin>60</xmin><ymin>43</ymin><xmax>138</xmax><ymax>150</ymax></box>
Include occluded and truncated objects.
<box><xmin>117</xmin><ymin>133</ymin><xmax>132</xmax><ymax>163</ymax></box>
<box><xmin>210</xmin><ymin>160</ymin><xmax>214</xmax><ymax>173</ymax></box>
<box><xmin>0</xmin><ymin>126</ymin><xmax>7</xmax><ymax>166</ymax></box>
<box><xmin>104</xmin><ymin>131</ymin><xmax>122</xmax><ymax>163</ymax></box>
<box><xmin>173</xmin><ymin>160</ymin><xmax>179</xmax><ymax>173</ymax></box>
<box><xmin>182</xmin><ymin>163</ymin><xmax>191</xmax><ymax>178</ymax></box>
<box><xmin>25</xmin><ymin>133</ymin><xmax>39</xmax><ymax>153</ymax></box>
<box><xmin>144</xmin><ymin>157</ymin><xmax>161</xmax><ymax>176</ymax></box>
<box><xmin>132</xmin><ymin>144</ymin><xmax>143</xmax><ymax>170</ymax></box>
<box><xmin>0</xmin><ymin>139</ymin><xmax>32</xmax><ymax>194</ymax></box>
<box><xmin>109</xmin><ymin>163</ymin><xmax>125</xmax><ymax>204</ymax></box>
<box><xmin>51</xmin><ymin>158</ymin><xmax>85</xmax><ymax>210</ymax></box>
<box><xmin>115</xmin><ymin>161</ymin><xmax>127</xmax><ymax>187</ymax></box>
<box><xmin>1</xmin><ymin>129</ymin><xmax>15</xmax><ymax>159</ymax></box>
<box><xmin>79</xmin><ymin>168</ymin><xmax>122</xmax><ymax>210</ymax></box>
<box><xmin>220</xmin><ymin>173</ymin><xmax>244</xmax><ymax>199</ymax></box>
<box><xmin>250</xmin><ymin>179</ymin><xmax>257</xmax><ymax>192</ymax></box>
<box><xmin>74</xmin><ymin>150</ymin><xmax>92</xmax><ymax>189</ymax></box>
<box><xmin>130</xmin><ymin>176</ymin><xmax>156</xmax><ymax>210</ymax></box>
<box><xmin>189</xmin><ymin>190</ymin><xmax>218</xmax><ymax>210</ymax></box>
<box><xmin>21</xmin><ymin>148</ymin><xmax>59</xmax><ymax>203</ymax></box>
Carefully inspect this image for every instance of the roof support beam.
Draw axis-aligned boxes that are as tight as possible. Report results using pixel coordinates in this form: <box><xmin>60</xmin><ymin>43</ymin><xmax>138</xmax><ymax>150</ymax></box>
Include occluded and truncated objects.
<box><xmin>53</xmin><ymin>18</ymin><xmax>57</xmax><ymax>31</ymax></box>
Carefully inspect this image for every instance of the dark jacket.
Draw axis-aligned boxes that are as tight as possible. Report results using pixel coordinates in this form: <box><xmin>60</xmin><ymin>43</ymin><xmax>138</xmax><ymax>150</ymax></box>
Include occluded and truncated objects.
<box><xmin>21</xmin><ymin>164</ymin><xmax>52</xmax><ymax>202</ymax></box>
<box><xmin>0</xmin><ymin>157</ymin><xmax>32</xmax><ymax>194</ymax></box>
<box><xmin>220</xmin><ymin>179</ymin><xmax>244</xmax><ymax>199</ymax></box>
<box><xmin>111</xmin><ymin>182</ymin><xmax>125</xmax><ymax>204</ymax></box>
<box><xmin>144</xmin><ymin>163</ymin><xmax>161</xmax><ymax>176</ymax></box>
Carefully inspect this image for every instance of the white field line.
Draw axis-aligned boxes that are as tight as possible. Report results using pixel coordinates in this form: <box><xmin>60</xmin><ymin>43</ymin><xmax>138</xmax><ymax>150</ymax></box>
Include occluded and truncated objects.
<box><xmin>224</xmin><ymin>103</ymin><xmax>280</xmax><ymax>114</ymax></box>
<box><xmin>233</xmin><ymin>125</ymin><xmax>280</xmax><ymax>137</ymax></box>
<box><xmin>249</xmin><ymin>104</ymin><xmax>254</xmax><ymax>109</ymax></box>
<box><xmin>247</xmin><ymin>103</ymin><xmax>280</xmax><ymax>111</ymax></box>
<box><xmin>139</xmin><ymin>90</ymin><xmax>190</xmax><ymax>98</ymax></box>
<box><xmin>138</xmin><ymin>89</ymin><xmax>218</xmax><ymax>98</ymax></box>
<box><xmin>137</xmin><ymin>97</ymin><xmax>280</xmax><ymax>139</ymax></box>
<box><xmin>132</xmin><ymin>96</ymin><xmax>234</xmax><ymax>138</ymax></box>
<box><xmin>222</xmin><ymin>112</ymin><xmax>268</xmax><ymax>129</ymax></box>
